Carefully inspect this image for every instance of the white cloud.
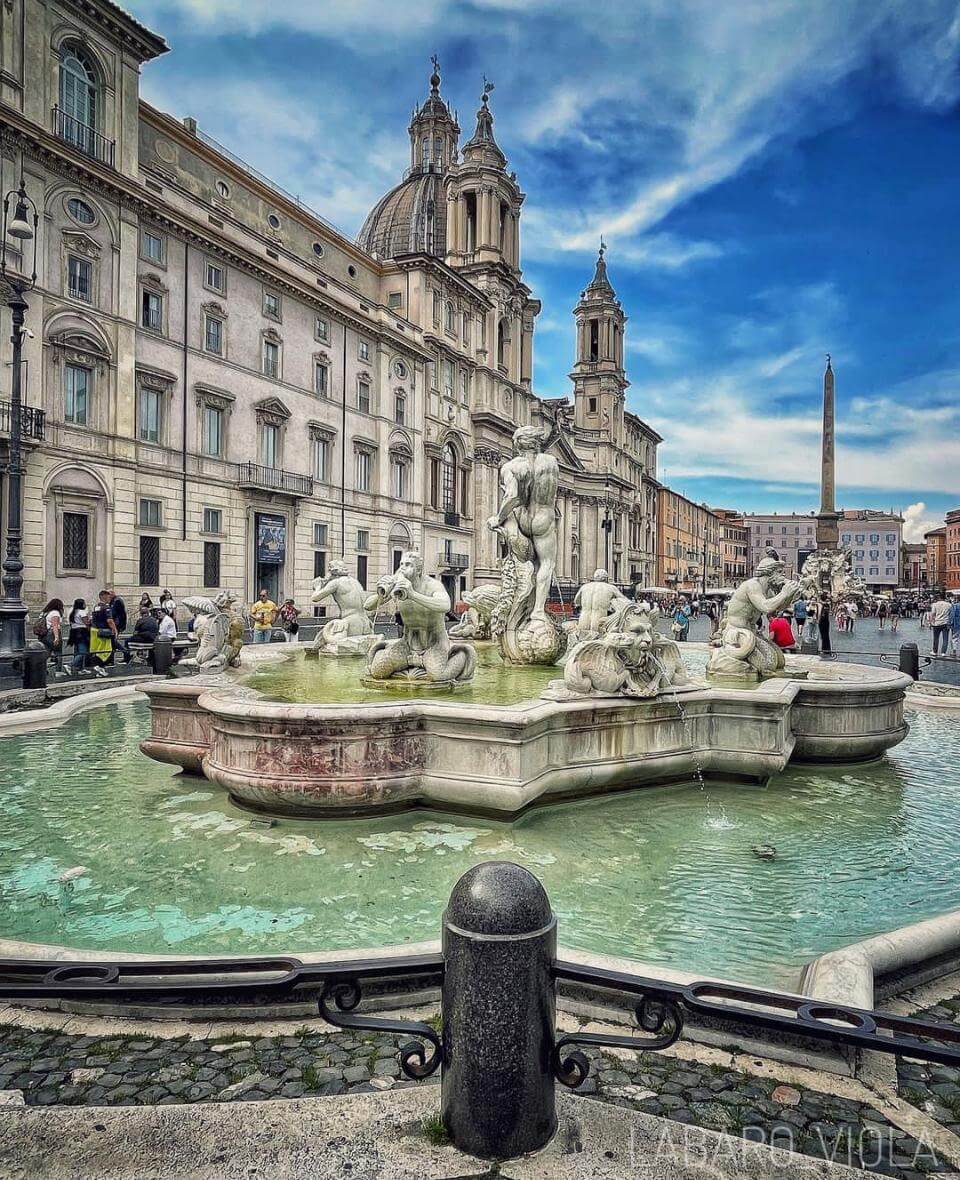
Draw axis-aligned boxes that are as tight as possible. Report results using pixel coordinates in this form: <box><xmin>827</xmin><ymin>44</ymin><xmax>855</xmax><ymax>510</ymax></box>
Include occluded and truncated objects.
<box><xmin>902</xmin><ymin>502</ymin><xmax>941</xmax><ymax>542</ymax></box>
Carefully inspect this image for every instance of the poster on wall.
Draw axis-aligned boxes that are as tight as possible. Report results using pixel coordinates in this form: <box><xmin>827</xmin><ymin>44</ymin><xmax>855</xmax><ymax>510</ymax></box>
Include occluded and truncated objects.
<box><xmin>256</xmin><ymin>514</ymin><xmax>286</xmax><ymax>565</ymax></box>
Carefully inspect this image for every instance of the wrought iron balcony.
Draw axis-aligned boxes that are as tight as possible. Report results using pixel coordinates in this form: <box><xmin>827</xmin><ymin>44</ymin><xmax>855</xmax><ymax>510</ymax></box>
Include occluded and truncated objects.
<box><xmin>236</xmin><ymin>462</ymin><xmax>313</xmax><ymax>497</ymax></box>
<box><xmin>52</xmin><ymin>107</ymin><xmax>116</xmax><ymax>168</ymax></box>
<box><xmin>439</xmin><ymin>550</ymin><xmax>469</xmax><ymax>571</ymax></box>
<box><xmin>0</xmin><ymin>401</ymin><xmax>45</xmax><ymax>443</ymax></box>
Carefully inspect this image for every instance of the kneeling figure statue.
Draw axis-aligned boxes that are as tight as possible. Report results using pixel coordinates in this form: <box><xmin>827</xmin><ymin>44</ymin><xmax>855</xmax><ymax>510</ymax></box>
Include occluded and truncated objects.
<box><xmin>181</xmin><ymin>590</ymin><xmax>241</xmax><ymax>673</ymax></box>
<box><xmin>365</xmin><ymin>551</ymin><xmax>476</xmax><ymax>686</ymax></box>
<box><xmin>311</xmin><ymin>559</ymin><xmax>374</xmax><ymax>657</ymax></box>
<box><xmin>449</xmin><ymin>585</ymin><xmax>498</xmax><ymax>640</ymax></box>
<box><xmin>708</xmin><ymin>554</ymin><xmax>800</xmax><ymax>682</ymax></box>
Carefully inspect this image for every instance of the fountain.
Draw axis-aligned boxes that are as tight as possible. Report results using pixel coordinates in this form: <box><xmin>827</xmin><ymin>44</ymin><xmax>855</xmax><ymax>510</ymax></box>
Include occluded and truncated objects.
<box><xmin>139</xmin><ymin>456</ymin><xmax>911</xmax><ymax>818</ymax></box>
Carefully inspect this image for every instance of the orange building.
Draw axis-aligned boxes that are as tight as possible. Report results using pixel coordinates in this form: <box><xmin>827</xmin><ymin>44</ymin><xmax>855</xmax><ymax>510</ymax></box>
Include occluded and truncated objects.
<box><xmin>925</xmin><ymin>526</ymin><xmax>947</xmax><ymax>591</ymax></box>
<box><xmin>656</xmin><ymin>488</ymin><xmax>721</xmax><ymax>592</ymax></box>
<box><xmin>946</xmin><ymin>509</ymin><xmax>960</xmax><ymax>592</ymax></box>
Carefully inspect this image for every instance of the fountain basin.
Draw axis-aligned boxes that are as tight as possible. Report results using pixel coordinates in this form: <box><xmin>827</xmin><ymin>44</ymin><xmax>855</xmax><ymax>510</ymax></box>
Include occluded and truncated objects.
<box><xmin>139</xmin><ymin>659</ymin><xmax>910</xmax><ymax>818</ymax></box>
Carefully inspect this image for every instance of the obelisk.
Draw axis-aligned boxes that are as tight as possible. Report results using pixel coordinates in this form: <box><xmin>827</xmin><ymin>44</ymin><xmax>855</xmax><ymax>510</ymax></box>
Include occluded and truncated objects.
<box><xmin>816</xmin><ymin>354</ymin><xmax>840</xmax><ymax>549</ymax></box>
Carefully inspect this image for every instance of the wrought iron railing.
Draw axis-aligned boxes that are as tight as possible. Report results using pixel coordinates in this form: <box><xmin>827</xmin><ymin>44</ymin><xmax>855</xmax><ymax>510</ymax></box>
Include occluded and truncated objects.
<box><xmin>0</xmin><ymin>401</ymin><xmax>45</xmax><ymax>442</ymax></box>
<box><xmin>236</xmin><ymin>461</ymin><xmax>313</xmax><ymax>497</ymax></box>
<box><xmin>52</xmin><ymin>107</ymin><xmax>116</xmax><ymax>168</ymax></box>
<box><xmin>1</xmin><ymin>864</ymin><xmax>960</xmax><ymax>1158</ymax></box>
<box><xmin>439</xmin><ymin>550</ymin><xmax>469</xmax><ymax>570</ymax></box>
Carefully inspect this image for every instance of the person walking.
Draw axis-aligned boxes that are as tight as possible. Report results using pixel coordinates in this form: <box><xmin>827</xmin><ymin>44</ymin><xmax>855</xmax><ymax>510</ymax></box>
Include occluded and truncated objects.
<box><xmin>877</xmin><ymin>599</ymin><xmax>887</xmax><ymax>630</ymax></box>
<box><xmin>67</xmin><ymin>598</ymin><xmax>90</xmax><ymax>673</ymax></box>
<box><xmin>846</xmin><ymin>600</ymin><xmax>859</xmax><ymax>633</ymax></box>
<box><xmin>948</xmin><ymin>596</ymin><xmax>960</xmax><ymax>659</ymax></box>
<box><xmin>37</xmin><ymin>598</ymin><xmax>65</xmax><ymax>673</ymax></box>
<box><xmin>671</xmin><ymin>600</ymin><xmax>690</xmax><ymax>642</ymax></box>
<box><xmin>930</xmin><ymin>594</ymin><xmax>952</xmax><ymax>657</ymax></box>
<box><xmin>792</xmin><ymin>596</ymin><xmax>808</xmax><ymax>641</ymax></box>
<box><xmin>108</xmin><ymin>589</ymin><xmax>127</xmax><ymax>646</ymax></box>
<box><xmin>89</xmin><ymin>590</ymin><xmax>118</xmax><ymax>674</ymax></box>
<box><xmin>250</xmin><ymin>590</ymin><xmax>277</xmax><ymax>644</ymax></box>
<box><xmin>279</xmin><ymin>598</ymin><xmax>301</xmax><ymax>643</ymax></box>
<box><xmin>889</xmin><ymin>598</ymin><xmax>901</xmax><ymax>634</ymax></box>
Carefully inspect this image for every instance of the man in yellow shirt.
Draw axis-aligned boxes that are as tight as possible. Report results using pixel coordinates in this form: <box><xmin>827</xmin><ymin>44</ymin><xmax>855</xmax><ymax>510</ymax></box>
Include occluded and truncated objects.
<box><xmin>250</xmin><ymin>589</ymin><xmax>277</xmax><ymax>643</ymax></box>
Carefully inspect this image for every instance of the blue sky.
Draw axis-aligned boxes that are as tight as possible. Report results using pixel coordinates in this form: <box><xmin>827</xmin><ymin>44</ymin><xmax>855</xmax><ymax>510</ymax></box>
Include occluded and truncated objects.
<box><xmin>126</xmin><ymin>0</ymin><xmax>960</xmax><ymax>538</ymax></box>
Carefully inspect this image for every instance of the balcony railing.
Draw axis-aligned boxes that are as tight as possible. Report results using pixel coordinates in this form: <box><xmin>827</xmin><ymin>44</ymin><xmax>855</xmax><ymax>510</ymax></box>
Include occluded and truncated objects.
<box><xmin>236</xmin><ymin>462</ymin><xmax>313</xmax><ymax>498</ymax></box>
<box><xmin>52</xmin><ymin>107</ymin><xmax>116</xmax><ymax>168</ymax></box>
<box><xmin>0</xmin><ymin>401</ymin><xmax>45</xmax><ymax>443</ymax></box>
<box><xmin>439</xmin><ymin>551</ymin><xmax>469</xmax><ymax>571</ymax></box>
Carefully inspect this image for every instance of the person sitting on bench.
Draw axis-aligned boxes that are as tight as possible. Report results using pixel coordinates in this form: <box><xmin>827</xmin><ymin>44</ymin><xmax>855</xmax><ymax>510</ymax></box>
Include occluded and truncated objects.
<box><xmin>123</xmin><ymin>607</ymin><xmax>159</xmax><ymax>663</ymax></box>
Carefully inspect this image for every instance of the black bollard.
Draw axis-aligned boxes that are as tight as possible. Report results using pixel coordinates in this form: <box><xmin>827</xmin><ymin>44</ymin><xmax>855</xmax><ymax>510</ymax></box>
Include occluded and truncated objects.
<box><xmin>899</xmin><ymin>642</ymin><xmax>920</xmax><ymax>681</ymax></box>
<box><xmin>441</xmin><ymin>862</ymin><xmax>557</xmax><ymax>1160</ymax></box>
<box><xmin>152</xmin><ymin>638</ymin><xmax>174</xmax><ymax>675</ymax></box>
<box><xmin>22</xmin><ymin>642</ymin><xmax>47</xmax><ymax>689</ymax></box>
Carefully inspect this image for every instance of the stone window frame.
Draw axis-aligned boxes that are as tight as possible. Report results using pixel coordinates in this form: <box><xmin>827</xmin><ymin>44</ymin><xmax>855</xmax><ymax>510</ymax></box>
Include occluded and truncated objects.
<box><xmin>356</xmin><ymin>370</ymin><xmax>372</xmax><ymax>415</ymax></box>
<box><xmin>261</xmin><ymin>326</ymin><xmax>283</xmax><ymax>380</ymax></box>
<box><xmin>387</xmin><ymin>291</ymin><xmax>403</xmax><ymax>310</ymax></box>
<box><xmin>62</xmin><ymin>231</ymin><xmax>100</xmax><ymax>306</ymax></box>
<box><xmin>313</xmin><ymin>350</ymin><xmax>331</xmax><ymax>398</ymax></box>
<box><xmin>135</xmin><ymin>366</ymin><xmax>176</xmax><ymax>448</ymax></box>
<box><xmin>138</xmin><ymin>495</ymin><xmax>164</xmax><ymax>530</ymax></box>
<box><xmin>255</xmin><ymin>396</ymin><xmax>291</xmax><ymax>469</ymax></box>
<box><xmin>309</xmin><ymin>422</ymin><xmax>336</xmax><ymax>485</ymax></box>
<box><xmin>353</xmin><ymin>438</ymin><xmax>378</xmax><ymax>494</ymax></box>
<box><xmin>194</xmin><ymin>384</ymin><xmax>235</xmax><ymax>459</ymax></box>
<box><xmin>315</xmin><ymin>315</ymin><xmax>329</xmax><ymax>343</ymax></box>
<box><xmin>138</xmin><ymin>272</ymin><xmax>168</xmax><ymax>335</ymax></box>
<box><xmin>203</xmin><ymin>257</ymin><xmax>227</xmax><ymax>296</ymax></box>
<box><xmin>139</xmin><ymin>227</ymin><xmax>166</xmax><ymax>268</ymax></box>
<box><xmin>358</xmin><ymin>337</ymin><xmax>371</xmax><ymax>363</ymax></box>
<box><xmin>201</xmin><ymin>301</ymin><xmax>228</xmax><ymax>359</ymax></box>
<box><xmin>52</xmin><ymin>486</ymin><xmax>100</xmax><ymax>579</ymax></box>
<box><xmin>201</xmin><ymin>506</ymin><xmax>225</xmax><ymax>537</ymax></box>
<box><xmin>51</xmin><ymin>332</ymin><xmax>109</xmax><ymax>432</ymax></box>
<box><xmin>388</xmin><ymin>434</ymin><xmax>413</xmax><ymax>502</ymax></box>
<box><xmin>262</xmin><ymin>287</ymin><xmax>283</xmax><ymax>322</ymax></box>
<box><xmin>63</xmin><ymin>194</ymin><xmax>100</xmax><ymax>229</ymax></box>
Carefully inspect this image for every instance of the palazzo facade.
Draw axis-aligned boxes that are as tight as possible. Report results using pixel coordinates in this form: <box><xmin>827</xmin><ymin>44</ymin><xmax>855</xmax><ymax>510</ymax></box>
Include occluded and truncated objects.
<box><xmin>0</xmin><ymin>0</ymin><xmax>660</xmax><ymax>616</ymax></box>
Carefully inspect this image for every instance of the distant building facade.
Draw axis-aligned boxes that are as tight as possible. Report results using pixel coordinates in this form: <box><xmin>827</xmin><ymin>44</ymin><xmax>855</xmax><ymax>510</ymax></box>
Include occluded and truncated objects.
<box><xmin>711</xmin><ymin>508</ymin><xmax>748</xmax><ymax>585</ymax></box>
<box><xmin>656</xmin><ymin>490</ymin><xmax>721</xmax><ymax>592</ymax></box>
<box><xmin>926</xmin><ymin>527</ymin><xmax>947</xmax><ymax>592</ymax></box>
<box><xmin>744</xmin><ymin>513</ymin><xmax>819</xmax><ymax>579</ymax></box>
<box><xmin>0</xmin><ymin>0</ymin><xmax>660</xmax><ymax>614</ymax></box>
<box><xmin>900</xmin><ymin>542</ymin><xmax>927</xmax><ymax>590</ymax></box>
<box><xmin>946</xmin><ymin>509</ymin><xmax>960</xmax><ymax>592</ymax></box>
<box><xmin>838</xmin><ymin>511</ymin><xmax>903</xmax><ymax>591</ymax></box>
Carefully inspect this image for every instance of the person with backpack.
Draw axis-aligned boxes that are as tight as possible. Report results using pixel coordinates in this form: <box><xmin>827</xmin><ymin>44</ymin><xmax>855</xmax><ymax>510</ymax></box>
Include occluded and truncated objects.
<box><xmin>89</xmin><ymin>589</ymin><xmax>118</xmax><ymax>674</ymax></box>
<box><xmin>35</xmin><ymin>598</ymin><xmax>65</xmax><ymax>673</ymax></box>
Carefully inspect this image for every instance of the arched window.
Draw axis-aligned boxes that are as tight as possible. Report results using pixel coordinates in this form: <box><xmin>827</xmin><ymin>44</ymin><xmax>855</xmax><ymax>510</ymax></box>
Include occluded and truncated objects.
<box><xmin>441</xmin><ymin>443</ymin><xmax>457</xmax><ymax>513</ymax></box>
<box><xmin>434</xmin><ymin>137</ymin><xmax>444</xmax><ymax>168</ymax></box>
<box><xmin>422</xmin><ymin>136</ymin><xmax>431</xmax><ymax>166</ymax></box>
<box><xmin>59</xmin><ymin>46</ymin><xmax>97</xmax><ymax>131</ymax></box>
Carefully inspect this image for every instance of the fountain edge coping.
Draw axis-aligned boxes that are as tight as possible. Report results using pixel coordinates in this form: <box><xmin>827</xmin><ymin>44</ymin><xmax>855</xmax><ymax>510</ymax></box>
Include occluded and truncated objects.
<box><xmin>800</xmin><ymin>908</ymin><xmax>960</xmax><ymax>1010</ymax></box>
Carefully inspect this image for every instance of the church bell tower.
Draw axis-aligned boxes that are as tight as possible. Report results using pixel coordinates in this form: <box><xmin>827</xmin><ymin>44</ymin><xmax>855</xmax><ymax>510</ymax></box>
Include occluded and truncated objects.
<box><xmin>571</xmin><ymin>243</ymin><xmax>627</xmax><ymax>442</ymax></box>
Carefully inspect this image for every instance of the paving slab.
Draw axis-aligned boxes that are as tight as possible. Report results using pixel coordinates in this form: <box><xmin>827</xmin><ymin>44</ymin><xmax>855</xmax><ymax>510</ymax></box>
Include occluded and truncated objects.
<box><xmin>0</xmin><ymin>1086</ymin><xmax>873</xmax><ymax>1178</ymax></box>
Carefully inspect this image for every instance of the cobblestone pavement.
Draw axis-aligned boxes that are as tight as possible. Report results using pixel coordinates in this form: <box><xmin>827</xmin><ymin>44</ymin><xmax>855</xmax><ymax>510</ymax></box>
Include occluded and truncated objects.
<box><xmin>0</xmin><ymin>1019</ymin><xmax>953</xmax><ymax>1178</ymax></box>
<box><xmin>897</xmin><ymin>992</ymin><xmax>960</xmax><ymax>1146</ymax></box>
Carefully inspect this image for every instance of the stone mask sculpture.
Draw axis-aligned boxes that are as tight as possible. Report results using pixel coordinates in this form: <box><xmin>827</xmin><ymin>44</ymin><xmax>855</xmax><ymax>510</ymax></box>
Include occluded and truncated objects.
<box><xmin>544</xmin><ymin>601</ymin><xmax>689</xmax><ymax>700</ymax></box>
<box><xmin>311</xmin><ymin>559</ymin><xmax>375</xmax><ymax>657</ymax></box>
<box><xmin>486</xmin><ymin>425</ymin><xmax>566</xmax><ymax>665</ymax></box>
<box><xmin>364</xmin><ymin>550</ymin><xmax>476</xmax><ymax>685</ymax></box>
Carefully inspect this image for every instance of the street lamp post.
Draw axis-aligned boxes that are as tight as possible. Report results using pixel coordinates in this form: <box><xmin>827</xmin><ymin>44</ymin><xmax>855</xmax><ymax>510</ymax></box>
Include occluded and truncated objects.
<box><xmin>0</xmin><ymin>178</ymin><xmax>39</xmax><ymax>675</ymax></box>
<box><xmin>601</xmin><ymin>508</ymin><xmax>612</xmax><ymax>573</ymax></box>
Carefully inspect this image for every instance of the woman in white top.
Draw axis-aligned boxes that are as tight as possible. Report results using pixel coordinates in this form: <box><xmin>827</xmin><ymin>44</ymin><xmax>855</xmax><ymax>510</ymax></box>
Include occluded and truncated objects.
<box><xmin>38</xmin><ymin>597</ymin><xmax>65</xmax><ymax>672</ymax></box>
<box><xmin>158</xmin><ymin>613</ymin><xmax>177</xmax><ymax>641</ymax></box>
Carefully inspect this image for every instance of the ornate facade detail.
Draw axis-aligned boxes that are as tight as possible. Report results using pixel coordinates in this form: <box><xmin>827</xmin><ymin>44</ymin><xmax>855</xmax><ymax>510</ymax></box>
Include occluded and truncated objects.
<box><xmin>254</xmin><ymin>396</ymin><xmax>290</xmax><ymax>426</ymax></box>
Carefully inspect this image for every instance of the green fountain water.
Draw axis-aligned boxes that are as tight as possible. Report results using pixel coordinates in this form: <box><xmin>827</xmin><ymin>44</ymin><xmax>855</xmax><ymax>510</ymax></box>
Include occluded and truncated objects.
<box><xmin>0</xmin><ymin>680</ymin><xmax>955</xmax><ymax>988</ymax></box>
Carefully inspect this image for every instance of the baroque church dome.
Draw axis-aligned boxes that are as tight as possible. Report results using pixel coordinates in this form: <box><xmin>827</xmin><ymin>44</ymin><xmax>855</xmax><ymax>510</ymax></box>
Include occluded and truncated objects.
<box><xmin>356</xmin><ymin>170</ymin><xmax>447</xmax><ymax>259</ymax></box>
<box><xmin>356</xmin><ymin>60</ymin><xmax>458</xmax><ymax>261</ymax></box>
